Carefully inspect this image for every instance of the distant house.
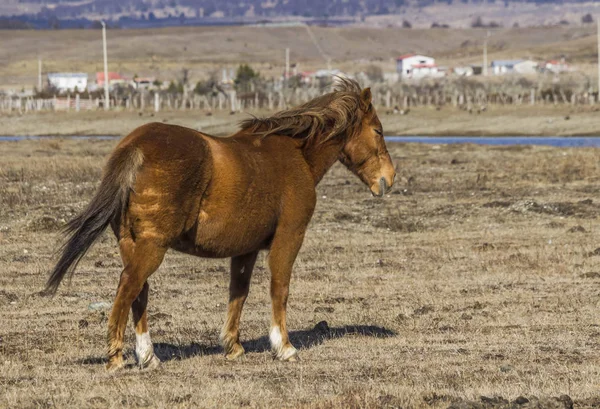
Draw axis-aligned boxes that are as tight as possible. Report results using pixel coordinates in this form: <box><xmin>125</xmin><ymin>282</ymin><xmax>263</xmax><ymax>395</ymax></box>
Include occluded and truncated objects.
<box><xmin>545</xmin><ymin>59</ymin><xmax>569</xmax><ymax>74</ymax></box>
<box><xmin>296</xmin><ymin>69</ymin><xmax>346</xmax><ymax>85</ymax></box>
<box><xmin>96</xmin><ymin>72</ymin><xmax>127</xmax><ymax>89</ymax></box>
<box><xmin>513</xmin><ymin>60</ymin><xmax>538</xmax><ymax>75</ymax></box>
<box><xmin>453</xmin><ymin>65</ymin><xmax>483</xmax><ymax>77</ymax></box>
<box><xmin>471</xmin><ymin>65</ymin><xmax>483</xmax><ymax>76</ymax></box>
<box><xmin>133</xmin><ymin>77</ymin><xmax>157</xmax><ymax>90</ymax></box>
<box><xmin>47</xmin><ymin>73</ymin><xmax>88</xmax><ymax>93</ymax></box>
<box><xmin>298</xmin><ymin>71</ymin><xmax>315</xmax><ymax>85</ymax></box>
<box><xmin>490</xmin><ymin>60</ymin><xmax>523</xmax><ymax>75</ymax></box>
<box><xmin>396</xmin><ymin>54</ymin><xmax>440</xmax><ymax>79</ymax></box>
<box><xmin>313</xmin><ymin>69</ymin><xmax>344</xmax><ymax>79</ymax></box>
<box><xmin>453</xmin><ymin>66</ymin><xmax>475</xmax><ymax>77</ymax></box>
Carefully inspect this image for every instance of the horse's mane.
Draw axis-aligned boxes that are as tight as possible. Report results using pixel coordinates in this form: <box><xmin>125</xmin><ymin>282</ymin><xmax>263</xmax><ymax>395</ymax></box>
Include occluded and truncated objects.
<box><xmin>239</xmin><ymin>77</ymin><xmax>366</xmax><ymax>144</ymax></box>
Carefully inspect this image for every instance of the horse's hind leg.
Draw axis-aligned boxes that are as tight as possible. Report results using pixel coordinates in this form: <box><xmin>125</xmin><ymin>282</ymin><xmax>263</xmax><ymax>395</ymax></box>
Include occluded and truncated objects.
<box><xmin>131</xmin><ymin>281</ymin><xmax>160</xmax><ymax>369</ymax></box>
<box><xmin>106</xmin><ymin>239</ymin><xmax>166</xmax><ymax>371</ymax></box>
<box><xmin>116</xmin><ymin>238</ymin><xmax>158</xmax><ymax>368</ymax></box>
<box><xmin>220</xmin><ymin>251</ymin><xmax>258</xmax><ymax>360</ymax></box>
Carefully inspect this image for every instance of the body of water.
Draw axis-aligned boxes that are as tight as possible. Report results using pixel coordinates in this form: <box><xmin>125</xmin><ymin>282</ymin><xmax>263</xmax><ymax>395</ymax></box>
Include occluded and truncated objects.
<box><xmin>1</xmin><ymin>135</ymin><xmax>600</xmax><ymax>147</ymax></box>
<box><xmin>385</xmin><ymin>136</ymin><xmax>600</xmax><ymax>147</ymax></box>
<box><xmin>0</xmin><ymin>135</ymin><xmax>118</xmax><ymax>142</ymax></box>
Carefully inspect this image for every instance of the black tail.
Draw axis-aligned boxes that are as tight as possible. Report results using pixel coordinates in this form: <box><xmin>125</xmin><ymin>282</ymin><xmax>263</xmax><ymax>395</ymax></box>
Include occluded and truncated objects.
<box><xmin>44</xmin><ymin>147</ymin><xmax>143</xmax><ymax>295</ymax></box>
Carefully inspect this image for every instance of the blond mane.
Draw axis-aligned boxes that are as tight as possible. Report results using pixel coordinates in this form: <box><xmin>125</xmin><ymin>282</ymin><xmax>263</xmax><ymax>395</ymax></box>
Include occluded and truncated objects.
<box><xmin>239</xmin><ymin>78</ymin><xmax>367</xmax><ymax>143</ymax></box>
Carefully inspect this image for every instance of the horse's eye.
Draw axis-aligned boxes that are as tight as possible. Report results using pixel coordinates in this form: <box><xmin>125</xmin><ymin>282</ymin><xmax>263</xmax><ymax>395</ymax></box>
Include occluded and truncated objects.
<box><xmin>374</xmin><ymin>129</ymin><xmax>383</xmax><ymax>136</ymax></box>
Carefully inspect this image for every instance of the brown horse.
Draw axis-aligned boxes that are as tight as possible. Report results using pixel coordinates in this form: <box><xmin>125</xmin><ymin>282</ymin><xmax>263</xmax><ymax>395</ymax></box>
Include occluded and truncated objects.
<box><xmin>45</xmin><ymin>78</ymin><xmax>396</xmax><ymax>371</ymax></box>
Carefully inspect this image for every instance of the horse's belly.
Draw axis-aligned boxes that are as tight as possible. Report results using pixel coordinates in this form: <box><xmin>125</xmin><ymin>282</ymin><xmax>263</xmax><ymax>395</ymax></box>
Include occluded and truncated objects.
<box><xmin>173</xmin><ymin>208</ymin><xmax>276</xmax><ymax>258</ymax></box>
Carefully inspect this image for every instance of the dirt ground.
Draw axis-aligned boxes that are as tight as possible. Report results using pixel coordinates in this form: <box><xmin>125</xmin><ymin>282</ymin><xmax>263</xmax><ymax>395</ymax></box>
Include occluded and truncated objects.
<box><xmin>1</xmin><ymin>136</ymin><xmax>600</xmax><ymax>408</ymax></box>
<box><xmin>2</xmin><ymin>104</ymin><xmax>600</xmax><ymax>137</ymax></box>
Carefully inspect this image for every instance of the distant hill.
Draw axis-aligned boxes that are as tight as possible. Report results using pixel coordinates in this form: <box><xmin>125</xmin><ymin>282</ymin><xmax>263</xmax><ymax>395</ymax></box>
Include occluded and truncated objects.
<box><xmin>0</xmin><ymin>0</ymin><xmax>594</xmax><ymax>29</ymax></box>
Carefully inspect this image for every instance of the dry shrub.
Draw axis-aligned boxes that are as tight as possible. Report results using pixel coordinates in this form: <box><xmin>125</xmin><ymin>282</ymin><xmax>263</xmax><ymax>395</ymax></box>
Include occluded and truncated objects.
<box><xmin>518</xmin><ymin>151</ymin><xmax>600</xmax><ymax>183</ymax></box>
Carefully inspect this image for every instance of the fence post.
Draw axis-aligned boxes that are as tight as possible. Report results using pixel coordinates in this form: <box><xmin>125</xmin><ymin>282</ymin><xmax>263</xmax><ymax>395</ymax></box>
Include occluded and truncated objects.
<box><xmin>75</xmin><ymin>94</ymin><xmax>80</xmax><ymax>112</ymax></box>
<box><xmin>154</xmin><ymin>93</ymin><xmax>160</xmax><ymax>112</ymax></box>
<box><xmin>230</xmin><ymin>90</ymin><xmax>237</xmax><ymax>112</ymax></box>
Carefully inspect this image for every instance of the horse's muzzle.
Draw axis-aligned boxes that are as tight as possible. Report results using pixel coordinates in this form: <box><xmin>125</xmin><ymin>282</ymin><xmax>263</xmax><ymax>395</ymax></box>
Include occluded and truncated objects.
<box><xmin>372</xmin><ymin>177</ymin><xmax>388</xmax><ymax>197</ymax></box>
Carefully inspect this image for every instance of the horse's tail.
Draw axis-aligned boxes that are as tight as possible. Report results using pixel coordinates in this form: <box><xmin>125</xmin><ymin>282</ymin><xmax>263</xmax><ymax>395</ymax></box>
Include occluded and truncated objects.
<box><xmin>44</xmin><ymin>147</ymin><xmax>144</xmax><ymax>295</ymax></box>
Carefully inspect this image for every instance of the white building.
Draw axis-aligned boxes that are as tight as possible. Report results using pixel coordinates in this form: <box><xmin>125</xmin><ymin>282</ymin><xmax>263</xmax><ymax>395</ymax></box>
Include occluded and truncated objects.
<box><xmin>454</xmin><ymin>66</ymin><xmax>475</xmax><ymax>77</ymax></box>
<box><xmin>47</xmin><ymin>73</ymin><xmax>88</xmax><ymax>93</ymax></box>
<box><xmin>490</xmin><ymin>60</ymin><xmax>522</xmax><ymax>75</ymax></box>
<box><xmin>396</xmin><ymin>54</ymin><xmax>440</xmax><ymax>79</ymax></box>
<box><xmin>513</xmin><ymin>60</ymin><xmax>539</xmax><ymax>75</ymax></box>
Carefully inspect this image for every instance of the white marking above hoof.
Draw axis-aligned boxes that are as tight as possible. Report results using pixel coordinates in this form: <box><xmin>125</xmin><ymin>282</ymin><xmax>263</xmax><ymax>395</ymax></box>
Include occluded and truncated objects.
<box><xmin>270</xmin><ymin>326</ymin><xmax>283</xmax><ymax>356</ymax></box>
<box><xmin>135</xmin><ymin>332</ymin><xmax>158</xmax><ymax>369</ymax></box>
<box><xmin>270</xmin><ymin>326</ymin><xmax>298</xmax><ymax>361</ymax></box>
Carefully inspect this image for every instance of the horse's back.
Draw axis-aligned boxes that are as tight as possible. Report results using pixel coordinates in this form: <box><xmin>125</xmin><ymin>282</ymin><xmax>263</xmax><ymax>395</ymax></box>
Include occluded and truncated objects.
<box><xmin>118</xmin><ymin>122</ymin><xmax>209</xmax><ymax>163</ymax></box>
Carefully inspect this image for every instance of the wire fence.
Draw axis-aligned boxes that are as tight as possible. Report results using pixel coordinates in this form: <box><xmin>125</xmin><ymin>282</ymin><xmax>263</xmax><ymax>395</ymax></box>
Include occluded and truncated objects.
<box><xmin>2</xmin><ymin>73</ymin><xmax>597</xmax><ymax>114</ymax></box>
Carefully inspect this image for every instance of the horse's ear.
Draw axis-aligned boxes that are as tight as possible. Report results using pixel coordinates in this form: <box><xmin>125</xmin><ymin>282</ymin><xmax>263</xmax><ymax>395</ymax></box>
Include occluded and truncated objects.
<box><xmin>360</xmin><ymin>87</ymin><xmax>372</xmax><ymax>111</ymax></box>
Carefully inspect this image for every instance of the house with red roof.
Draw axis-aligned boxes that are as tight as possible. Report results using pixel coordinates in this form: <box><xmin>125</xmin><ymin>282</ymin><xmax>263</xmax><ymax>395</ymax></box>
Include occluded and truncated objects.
<box><xmin>544</xmin><ymin>58</ymin><xmax>569</xmax><ymax>74</ymax></box>
<box><xmin>96</xmin><ymin>72</ymin><xmax>127</xmax><ymax>89</ymax></box>
<box><xmin>396</xmin><ymin>54</ymin><xmax>440</xmax><ymax>79</ymax></box>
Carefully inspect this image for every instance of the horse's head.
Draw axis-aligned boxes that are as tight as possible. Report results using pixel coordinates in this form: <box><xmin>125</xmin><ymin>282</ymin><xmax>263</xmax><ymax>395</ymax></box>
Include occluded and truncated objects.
<box><xmin>339</xmin><ymin>87</ymin><xmax>396</xmax><ymax>197</ymax></box>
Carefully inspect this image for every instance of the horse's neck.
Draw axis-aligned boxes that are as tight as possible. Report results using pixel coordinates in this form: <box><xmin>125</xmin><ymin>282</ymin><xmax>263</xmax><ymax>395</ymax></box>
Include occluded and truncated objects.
<box><xmin>302</xmin><ymin>139</ymin><xmax>344</xmax><ymax>186</ymax></box>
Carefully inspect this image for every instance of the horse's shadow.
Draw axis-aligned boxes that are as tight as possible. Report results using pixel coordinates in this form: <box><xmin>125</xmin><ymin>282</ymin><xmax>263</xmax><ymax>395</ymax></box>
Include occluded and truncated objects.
<box><xmin>153</xmin><ymin>322</ymin><xmax>395</xmax><ymax>362</ymax></box>
<box><xmin>78</xmin><ymin>322</ymin><xmax>395</xmax><ymax>365</ymax></box>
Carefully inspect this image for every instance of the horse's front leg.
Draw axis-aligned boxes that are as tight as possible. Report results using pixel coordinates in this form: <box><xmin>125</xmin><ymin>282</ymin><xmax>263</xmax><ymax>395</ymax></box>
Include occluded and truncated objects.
<box><xmin>268</xmin><ymin>228</ymin><xmax>306</xmax><ymax>361</ymax></box>
<box><xmin>220</xmin><ymin>251</ymin><xmax>259</xmax><ymax>360</ymax></box>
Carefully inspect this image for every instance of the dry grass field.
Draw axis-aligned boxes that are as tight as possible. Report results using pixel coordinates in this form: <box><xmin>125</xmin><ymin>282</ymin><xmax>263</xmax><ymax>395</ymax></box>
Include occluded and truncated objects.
<box><xmin>1</xmin><ymin>136</ymin><xmax>600</xmax><ymax>408</ymax></box>
<box><xmin>2</xmin><ymin>24</ymin><xmax>599</xmax><ymax>89</ymax></box>
<box><xmin>3</xmin><ymin>104</ymin><xmax>600</xmax><ymax>137</ymax></box>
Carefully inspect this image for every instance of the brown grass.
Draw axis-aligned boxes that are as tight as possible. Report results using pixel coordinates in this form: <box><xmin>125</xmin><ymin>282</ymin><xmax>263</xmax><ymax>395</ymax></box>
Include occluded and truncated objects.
<box><xmin>1</xmin><ymin>25</ymin><xmax>599</xmax><ymax>89</ymax></box>
<box><xmin>3</xmin><ymin>104</ymin><xmax>600</xmax><ymax>137</ymax></box>
<box><xmin>1</xmin><ymin>138</ymin><xmax>600</xmax><ymax>408</ymax></box>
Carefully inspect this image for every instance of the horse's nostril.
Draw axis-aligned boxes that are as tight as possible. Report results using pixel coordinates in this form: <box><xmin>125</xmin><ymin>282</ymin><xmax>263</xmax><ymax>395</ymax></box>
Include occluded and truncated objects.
<box><xmin>378</xmin><ymin>177</ymin><xmax>387</xmax><ymax>197</ymax></box>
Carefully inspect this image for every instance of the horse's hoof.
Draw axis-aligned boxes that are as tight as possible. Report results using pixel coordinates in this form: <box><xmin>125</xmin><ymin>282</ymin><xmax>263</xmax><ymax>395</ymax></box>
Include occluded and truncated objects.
<box><xmin>276</xmin><ymin>346</ymin><xmax>299</xmax><ymax>362</ymax></box>
<box><xmin>140</xmin><ymin>354</ymin><xmax>161</xmax><ymax>371</ymax></box>
<box><xmin>225</xmin><ymin>343</ymin><xmax>245</xmax><ymax>361</ymax></box>
<box><xmin>105</xmin><ymin>356</ymin><xmax>125</xmax><ymax>372</ymax></box>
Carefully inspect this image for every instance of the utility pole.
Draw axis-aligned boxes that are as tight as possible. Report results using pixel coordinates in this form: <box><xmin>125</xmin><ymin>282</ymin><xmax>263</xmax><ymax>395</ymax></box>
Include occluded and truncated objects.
<box><xmin>597</xmin><ymin>17</ymin><xmax>600</xmax><ymax>94</ymax></box>
<box><xmin>285</xmin><ymin>47</ymin><xmax>290</xmax><ymax>80</ymax></box>
<box><xmin>483</xmin><ymin>30</ymin><xmax>490</xmax><ymax>76</ymax></box>
<box><xmin>101</xmin><ymin>21</ymin><xmax>110</xmax><ymax>111</ymax></box>
<box><xmin>38</xmin><ymin>58</ymin><xmax>42</xmax><ymax>90</ymax></box>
